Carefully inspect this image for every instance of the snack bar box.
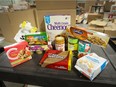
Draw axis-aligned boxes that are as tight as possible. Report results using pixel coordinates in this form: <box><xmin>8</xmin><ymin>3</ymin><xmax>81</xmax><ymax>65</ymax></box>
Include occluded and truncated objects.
<box><xmin>4</xmin><ymin>41</ymin><xmax>32</xmax><ymax>67</ymax></box>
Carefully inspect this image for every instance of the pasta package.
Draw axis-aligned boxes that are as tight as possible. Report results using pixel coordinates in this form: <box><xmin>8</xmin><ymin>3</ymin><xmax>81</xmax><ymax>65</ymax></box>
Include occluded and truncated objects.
<box><xmin>4</xmin><ymin>41</ymin><xmax>32</xmax><ymax>67</ymax></box>
<box><xmin>75</xmin><ymin>53</ymin><xmax>108</xmax><ymax>81</ymax></box>
<box><xmin>66</xmin><ymin>26</ymin><xmax>110</xmax><ymax>48</ymax></box>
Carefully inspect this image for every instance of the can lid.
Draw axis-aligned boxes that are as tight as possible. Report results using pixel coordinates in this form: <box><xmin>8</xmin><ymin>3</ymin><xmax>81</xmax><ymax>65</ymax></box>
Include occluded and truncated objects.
<box><xmin>55</xmin><ymin>36</ymin><xmax>65</xmax><ymax>44</ymax></box>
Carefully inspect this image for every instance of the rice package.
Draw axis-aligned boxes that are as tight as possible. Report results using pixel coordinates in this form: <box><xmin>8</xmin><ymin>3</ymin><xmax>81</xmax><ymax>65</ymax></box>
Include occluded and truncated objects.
<box><xmin>75</xmin><ymin>53</ymin><xmax>108</xmax><ymax>81</ymax></box>
<box><xmin>44</xmin><ymin>15</ymin><xmax>71</xmax><ymax>43</ymax></box>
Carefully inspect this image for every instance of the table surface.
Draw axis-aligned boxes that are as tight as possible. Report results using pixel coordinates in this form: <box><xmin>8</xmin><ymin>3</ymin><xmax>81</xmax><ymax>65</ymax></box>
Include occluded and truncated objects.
<box><xmin>0</xmin><ymin>40</ymin><xmax>116</xmax><ymax>87</ymax></box>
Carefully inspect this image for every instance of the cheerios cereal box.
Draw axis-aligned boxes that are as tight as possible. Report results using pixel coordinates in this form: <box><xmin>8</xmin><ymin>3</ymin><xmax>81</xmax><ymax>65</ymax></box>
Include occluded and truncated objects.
<box><xmin>44</xmin><ymin>15</ymin><xmax>71</xmax><ymax>43</ymax></box>
<box><xmin>4</xmin><ymin>41</ymin><xmax>32</xmax><ymax>67</ymax></box>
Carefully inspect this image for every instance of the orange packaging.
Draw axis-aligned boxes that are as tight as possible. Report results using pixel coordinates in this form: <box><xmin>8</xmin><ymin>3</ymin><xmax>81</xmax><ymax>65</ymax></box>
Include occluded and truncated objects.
<box><xmin>68</xmin><ymin>26</ymin><xmax>88</xmax><ymax>40</ymax></box>
<box><xmin>67</xmin><ymin>26</ymin><xmax>110</xmax><ymax>48</ymax></box>
<box><xmin>4</xmin><ymin>41</ymin><xmax>32</xmax><ymax>67</ymax></box>
<box><xmin>39</xmin><ymin>50</ymin><xmax>72</xmax><ymax>71</ymax></box>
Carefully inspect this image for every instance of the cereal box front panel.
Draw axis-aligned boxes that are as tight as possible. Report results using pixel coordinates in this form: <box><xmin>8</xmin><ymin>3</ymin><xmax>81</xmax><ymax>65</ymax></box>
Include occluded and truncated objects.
<box><xmin>44</xmin><ymin>15</ymin><xmax>71</xmax><ymax>42</ymax></box>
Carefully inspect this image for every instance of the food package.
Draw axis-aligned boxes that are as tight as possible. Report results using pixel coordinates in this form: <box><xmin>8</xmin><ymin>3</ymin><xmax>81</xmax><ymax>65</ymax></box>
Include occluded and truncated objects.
<box><xmin>28</xmin><ymin>45</ymin><xmax>52</xmax><ymax>54</ymax></box>
<box><xmin>44</xmin><ymin>15</ymin><xmax>71</xmax><ymax>44</ymax></box>
<box><xmin>78</xmin><ymin>40</ymin><xmax>91</xmax><ymax>58</ymax></box>
<box><xmin>25</xmin><ymin>32</ymin><xmax>48</xmax><ymax>45</ymax></box>
<box><xmin>14</xmin><ymin>21</ymin><xmax>37</xmax><ymax>42</ymax></box>
<box><xmin>39</xmin><ymin>50</ymin><xmax>72</xmax><ymax>71</ymax></box>
<box><xmin>75</xmin><ymin>53</ymin><xmax>108</xmax><ymax>81</ymax></box>
<box><xmin>4</xmin><ymin>41</ymin><xmax>32</xmax><ymax>67</ymax></box>
<box><xmin>66</xmin><ymin>26</ymin><xmax>110</xmax><ymax>48</ymax></box>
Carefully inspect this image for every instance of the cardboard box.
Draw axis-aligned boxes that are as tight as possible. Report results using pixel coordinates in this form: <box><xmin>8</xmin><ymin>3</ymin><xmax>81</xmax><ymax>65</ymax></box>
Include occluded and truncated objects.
<box><xmin>35</xmin><ymin>0</ymin><xmax>76</xmax><ymax>10</ymax></box>
<box><xmin>35</xmin><ymin>0</ymin><xmax>76</xmax><ymax>31</ymax></box>
<box><xmin>0</xmin><ymin>9</ymin><xmax>37</xmax><ymax>43</ymax></box>
<box><xmin>104</xmin><ymin>24</ymin><xmax>116</xmax><ymax>37</ymax></box>
<box><xmin>87</xmin><ymin>25</ymin><xmax>104</xmax><ymax>33</ymax></box>
<box><xmin>87</xmin><ymin>13</ymin><xmax>104</xmax><ymax>23</ymax></box>
<box><xmin>85</xmin><ymin>0</ymin><xmax>95</xmax><ymax>12</ymax></box>
<box><xmin>104</xmin><ymin>1</ymin><xmax>115</xmax><ymax>12</ymax></box>
<box><xmin>67</xmin><ymin>26</ymin><xmax>109</xmax><ymax>48</ymax></box>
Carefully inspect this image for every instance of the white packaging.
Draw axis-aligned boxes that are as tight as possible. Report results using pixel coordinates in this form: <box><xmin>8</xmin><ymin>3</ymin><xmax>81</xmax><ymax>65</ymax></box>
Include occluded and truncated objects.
<box><xmin>44</xmin><ymin>15</ymin><xmax>71</xmax><ymax>43</ymax></box>
<box><xmin>75</xmin><ymin>53</ymin><xmax>108</xmax><ymax>81</ymax></box>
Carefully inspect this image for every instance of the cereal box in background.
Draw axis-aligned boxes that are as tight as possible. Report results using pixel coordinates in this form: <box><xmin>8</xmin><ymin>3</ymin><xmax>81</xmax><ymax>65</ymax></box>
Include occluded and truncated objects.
<box><xmin>44</xmin><ymin>15</ymin><xmax>71</xmax><ymax>43</ymax></box>
<box><xmin>4</xmin><ymin>41</ymin><xmax>32</xmax><ymax>67</ymax></box>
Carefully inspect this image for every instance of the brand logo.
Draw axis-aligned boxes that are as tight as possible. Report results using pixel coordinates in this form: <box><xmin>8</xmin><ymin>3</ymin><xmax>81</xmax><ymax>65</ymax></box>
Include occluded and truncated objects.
<box><xmin>48</xmin><ymin>53</ymin><xmax>64</xmax><ymax>59</ymax></box>
<box><xmin>74</xmin><ymin>29</ymin><xmax>83</xmax><ymax>34</ymax></box>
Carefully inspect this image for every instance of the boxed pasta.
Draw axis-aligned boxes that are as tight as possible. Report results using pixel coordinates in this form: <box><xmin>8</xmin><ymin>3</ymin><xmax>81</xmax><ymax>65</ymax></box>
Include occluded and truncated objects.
<box><xmin>39</xmin><ymin>50</ymin><xmax>72</xmax><ymax>71</ymax></box>
<box><xmin>75</xmin><ymin>53</ymin><xmax>108</xmax><ymax>81</ymax></box>
<box><xmin>25</xmin><ymin>32</ymin><xmax>48</xmax><ymax>45</ymax></box>
<box><xmin>4</xmin><ymin>41</ymin><xmax>32</xmax><ymax>67</ymax></box>
<box><xmin>44</xmin><ymin>15</ymin><xmax>71</xmax><ymax>43</ymax></box>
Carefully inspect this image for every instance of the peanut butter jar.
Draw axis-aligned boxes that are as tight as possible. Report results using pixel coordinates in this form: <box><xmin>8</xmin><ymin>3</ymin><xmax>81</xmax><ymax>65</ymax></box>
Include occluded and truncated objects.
<box><xmin>55</xmin><ymin>35</ymin><xmax>65</xmax><ymax>51</ymax></box>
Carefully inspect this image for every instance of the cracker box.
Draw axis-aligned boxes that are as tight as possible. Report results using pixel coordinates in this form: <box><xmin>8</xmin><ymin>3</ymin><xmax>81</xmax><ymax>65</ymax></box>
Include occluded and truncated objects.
<box><xmin>25</xmin><ymin>32</ymin><xmax>48</xmax><ymax>45</ymax></box>
<box><xmin>39</xmin><ymin>50</ymin><xmax>72</xmax><ymax>71</ymax></box>
<box><xmin>4</xmin><ymin>41</ymin><xmax>32</xmax><ymax>67</ymax></box>
<box><xmin>44</xmin><ymin>15</ymin><xmax>71</xmax><ymax>43</ymax></box>
<box><xmin>67</xmin><ymin>26</ymin><xmax>110</xmax><ymax>48</ymax></box>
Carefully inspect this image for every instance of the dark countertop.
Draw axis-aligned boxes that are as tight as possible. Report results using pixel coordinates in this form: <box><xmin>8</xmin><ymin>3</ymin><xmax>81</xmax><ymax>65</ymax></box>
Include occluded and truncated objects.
<box><xmin>0</xmin><ymin>40</ymin><xmax>116</xmax><ymax>87</ymax></box>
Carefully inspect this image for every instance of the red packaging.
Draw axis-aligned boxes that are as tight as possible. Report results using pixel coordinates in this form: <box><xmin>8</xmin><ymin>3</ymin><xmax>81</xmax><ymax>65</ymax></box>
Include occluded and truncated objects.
<box><xmin>4</xmin><ymin>41</ymin><xmax>32</xmax><ymax>67</ymax></box>
<box><xmin>39</xmin><ymin>50</ymin><xmax>72</xmax><ymax>71</ymax></box>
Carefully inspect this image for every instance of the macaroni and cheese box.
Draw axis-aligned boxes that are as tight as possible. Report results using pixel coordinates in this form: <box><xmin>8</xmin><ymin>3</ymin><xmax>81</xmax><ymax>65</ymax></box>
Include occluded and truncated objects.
<box><xmin>25</xmin><ymin>32</ymin><xmax>48</xmax><ymax>45</ymax></box>
<box><xmin>44</xmin><ymin>15</ymin><xmax>71</xmax><ymax>43</ymax></box>
<box><xmin>4</xmin><ymin>41</ymin><xmax>32</xmax><ymax>67</ymax></box>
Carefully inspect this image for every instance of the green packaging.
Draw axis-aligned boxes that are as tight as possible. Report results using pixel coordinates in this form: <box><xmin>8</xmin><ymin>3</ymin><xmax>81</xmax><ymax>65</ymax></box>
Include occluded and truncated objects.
<box><xmin>68</xmin><ymin>36</ymin><xmax>78</xmax><ymax>51</ymax></box>
<box><xmin>25</xmin><ymin>32</ymin><xmax>48</xmax><ymax>45</ymax></box>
